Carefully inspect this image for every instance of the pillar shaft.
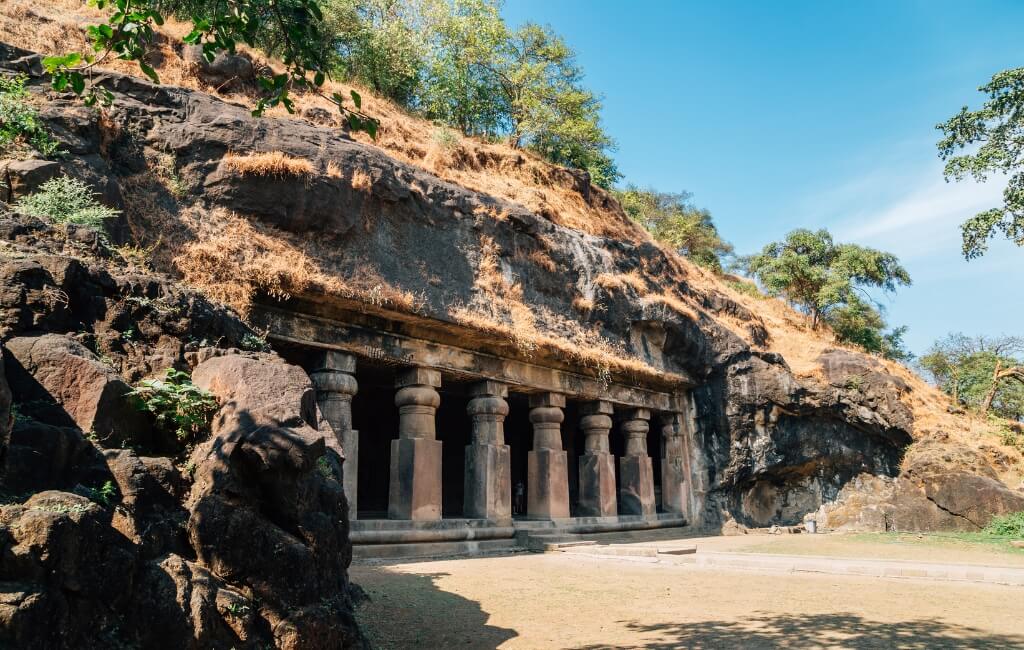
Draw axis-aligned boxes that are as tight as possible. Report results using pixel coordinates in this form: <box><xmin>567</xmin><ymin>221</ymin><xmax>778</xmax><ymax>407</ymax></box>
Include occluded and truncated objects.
<box><xmin>527</xmin><ymin>392</ymin><xmax>570</xmax><ymax>519</ymax></box>
<box><xmin>310</xmin><ymin>351</ymin><xmax>359</xmax><ymax>520</ymax></box>
<box><xmin>660</xmin><ymin>412</ymin><xmax>690</xmax><ymax>519</ymax></box>
<box><xmin>619</xmin><ymin>409</ymin><xmax>655</xmax><ymax>516</ymax></box>
<box><xmin>389</xmin><ymin>368</ymin><xmax>443</xmax><ymax>520</ymax></box>
<box><xmin>464</xmin><ymin>381</ymin><xmax>511</xmax><ymax>521</ymax></box>
<box><xmin>577</xmin><ymin>401</ymin><xmax>616</xmax><ymax>517</ymax></box>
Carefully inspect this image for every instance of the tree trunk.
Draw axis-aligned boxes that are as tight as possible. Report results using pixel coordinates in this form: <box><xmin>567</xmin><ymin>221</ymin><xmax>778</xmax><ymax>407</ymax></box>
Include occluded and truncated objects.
<box><xmin>980</xmin><ymin>360</ymin><xmax>1003</xmax><ymax>416</ymax></box>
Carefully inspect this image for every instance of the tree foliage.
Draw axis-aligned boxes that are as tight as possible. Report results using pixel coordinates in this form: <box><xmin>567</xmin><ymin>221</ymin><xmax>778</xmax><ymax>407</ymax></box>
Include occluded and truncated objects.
<box><xmin>937</xmin><ymin>67</ymin><xmax>1024</xmax><ymax>259</ymax></box>
<box><xmin>741</xmin><ymin>229</ymin><xmax>911</xmax><ymax>330</ymax></box>
<box><xmin>44</xmin><ymin>0</ymin><xmax>378</xmax><ymax>135</ymax></box>
<box><xmin>919</xmin><ymin>333</ymin><xmax>1024</xmax><ymax>420</ymax></box>
<box><xmin>326</xmin><ymin>0</ymin><xmax>620</xmax><ymax>186</ymax></box>
<box><xmin>614</xmin><ymin>186</ymin><xmax>733</xmax><ymax>272</ymax></box>
<box><xmin>827</xmin><ymin>297</ymin><xmax>912</xmax><ymax>362</ymax></box>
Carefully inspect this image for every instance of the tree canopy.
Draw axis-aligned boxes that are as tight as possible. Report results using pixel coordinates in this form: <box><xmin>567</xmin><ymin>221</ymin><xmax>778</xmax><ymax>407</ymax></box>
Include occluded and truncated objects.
<box><xmin>920</xmin><ymin>334</ymin><xmax>1024</xmax><ymax>420</ymax></box>
<box><xmin>325</xmin><ymin>0</ymin><xmax>620</xmax><ymax>186</ymax></box>
<box><xmin>614</xmin><ymin>186</ymin><xmax>733</xmax><ymax>272</ymax></box>
<box><xmin>739</xmin><ymin>229</ymin><xmax>912</xmax><ymax>360</ymax></box>
<box><xmin>937</xmin><ymin>67</ymin><xmax>1024</xmax><ymax>259</ymax></box>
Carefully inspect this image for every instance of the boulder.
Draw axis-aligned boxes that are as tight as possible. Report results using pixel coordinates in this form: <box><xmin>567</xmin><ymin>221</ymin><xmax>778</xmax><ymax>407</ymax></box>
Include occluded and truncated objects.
<box><xmin>0</xmin><ymin>491</ymin><xmax>138</xmax><ymax>647</ymax></box>
<box><xmin>104</xmin><ymin>450</ymin><xmax>188</xmax><ymax>559</ymax></box>
<box><xmin>187</xmin><ymin>353</ymin><xmax>360</xmax><ymax>647</ymax></box>
<box><xmin>1</xmin><ymin>418</ymin><xmax>95</xmax><ymax>494</ymax></box>
<box><xmin>4</xmin><ymin>334</ymin><xmax>153</xmax><ymax>448</ymax></box>
<box><xmin>0</xmin><ymin>160</ymin><xmax>60</xmax><ymax>204</ymax></box>
<box><xmin>183</xmin><ymin>45</ymin><xmax>255</xmax><ymax>91</ymax></box>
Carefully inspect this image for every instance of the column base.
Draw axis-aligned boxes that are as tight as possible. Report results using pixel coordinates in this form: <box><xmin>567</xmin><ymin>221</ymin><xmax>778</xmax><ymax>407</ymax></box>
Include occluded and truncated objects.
<box><xmin>388</xmin><ymin>437</ymin><xmax>442</xmax><ymax>521</ymax></box>
<box><xmin>619</xmin><ymin>455</ymin><xmax>656</xmax><ymax>516</ymax></box>
<box><xmin>464</xmin><ymin>443</ymin><xmax>511</xmax><ymax>521</ymax></box>
<box><xmin>578</xmin><ymin>452</ymin><xmax>617</xmax><ymax>517</ymax></box>
<box><xmin>528</xmin><ymin>449</ymin><xmax>570</xmax><ymax>519</ymax></box>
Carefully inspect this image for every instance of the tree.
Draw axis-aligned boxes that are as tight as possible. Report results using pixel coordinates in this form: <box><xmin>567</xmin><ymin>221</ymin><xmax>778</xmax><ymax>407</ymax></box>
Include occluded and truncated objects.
<box><xmin>741</xmin><ymin>229</ymin><xmax>911</xmax><ymax>330</ymax></box>
<box><xmin>43</xmin><ymin>0</ymin><xmax>378</xmax><ymax>135</ymax></box>
<box><xmin>325</xmin><ymin>0</ymin><xmax>429</xmax><ymax>105</ymax></box>
<box><xmin>826</xmin><ymin>297</ymin><xmax>912</xmax><ymax>362</ymax></box>
<box><xmin>920</xmin><ymin>333</ymin><xmax>1024</xmax><ymax>419</ymax></box>
<box><xmin>937</xmin><ymin>67</ymin><xmax>1024</xmax><ymax>259</ymax></box>
<box><xmin>614</xmin><ymin>187</ymin><xmax>733</xmax><ymax>272</ymax></box>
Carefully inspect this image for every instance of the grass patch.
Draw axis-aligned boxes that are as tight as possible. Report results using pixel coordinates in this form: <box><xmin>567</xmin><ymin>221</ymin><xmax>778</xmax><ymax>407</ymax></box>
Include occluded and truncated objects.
<box><xmin>223</xmin><ymin>151</ymin><xmax>315</xmax><ymax>178</ymax></box>
<box><xmin>0</xmin><ymin>74</ymin><xmax>61</xmax><ymax>157</ymax></box>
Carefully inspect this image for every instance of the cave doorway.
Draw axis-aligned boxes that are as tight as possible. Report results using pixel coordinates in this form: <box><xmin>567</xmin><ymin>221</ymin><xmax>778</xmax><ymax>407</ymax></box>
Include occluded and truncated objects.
<box><xmin>351</xmin><ymin>364</ymin><xmax>399</xmax><ymax>520</ymax></box>
<box><xmin>506</xmin><ymin>393</ymin><xmax>531</xmax><ymax>518</ymax></box>
<box><xmin>435</xmin><ymin>380</ymin><xmax>472</xmax><ymax>518</ymax></box>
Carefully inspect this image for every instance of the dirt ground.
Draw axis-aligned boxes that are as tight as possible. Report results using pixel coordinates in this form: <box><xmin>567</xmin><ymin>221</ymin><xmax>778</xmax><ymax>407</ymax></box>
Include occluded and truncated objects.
<box><xmin>352</xmin><ymin>549</ymin><xmax>1024</xmax><ymax>649</ymax></box>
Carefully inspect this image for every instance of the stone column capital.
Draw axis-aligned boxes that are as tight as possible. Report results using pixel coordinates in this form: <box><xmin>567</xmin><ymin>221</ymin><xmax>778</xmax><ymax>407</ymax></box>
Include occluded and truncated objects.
<box><xmin>623</xmin><ymin>407</ymin><xmax>651</xmax><ymax>422</ymax></box>
<box><xmin>468</xmin><ymin>380</ymin><xmax>508</xmax><ymax>398</ymax></box>
<box><xmin>395</xmin><ymin>367</ymin><xmax>442</xmax><ymax>389</ymax></box>
<box><xmin>310</xmin><ymin>350</ymin><xmax>357</xmax><ymax>374</ymax></box>
<box><xmin>528</xmin><ymin>392</ymin><xmax>566</xmax><ymax>409</ymax></box>
<box><xmin>580</xmin><ymin>400</ymin><xmax>614</xmax><ymax>416</ymax></box>
<box><xmin>659</xmin><ymin>412</ymin><xmax>685</xmax><ymax>438</ymax></box>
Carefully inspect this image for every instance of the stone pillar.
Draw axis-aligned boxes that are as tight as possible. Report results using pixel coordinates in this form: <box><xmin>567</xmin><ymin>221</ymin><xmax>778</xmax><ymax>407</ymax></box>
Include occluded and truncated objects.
<box><xmin>464</xmin><ymin>381</ymin><xmax>511</xmax><ymax>521</ymax></box>
<box><xmin>577</xmin><ymin>401</ymin><xmax>617</xmax><ymax>517</ymax></box>
<box><xmin>388</xmin><ymin>367</ymin><xmax>443</xmax><ymax>521</ymax></box>
<box><xmin>527</xmin><ymin>392</ymin><xmax>570</xmax><ymax>519</ymax></box>
<box><xmin>660</xmin><ymin>412</ymin><xmax>689</xmax><ymax>519</ymax></box>
<box><xmin>619</xmin><ymin>408</ymin><xmax>656</xmax><ymax>516</ymax></box>
<box><xmin>310</xmin><ymin>351</ymin><xmax>359</xmax><ymax>520</ymax></box>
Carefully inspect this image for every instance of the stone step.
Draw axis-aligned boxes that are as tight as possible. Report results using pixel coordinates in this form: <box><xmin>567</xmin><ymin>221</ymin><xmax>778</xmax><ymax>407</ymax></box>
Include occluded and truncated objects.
<box><xmin>353</xmin><ymin>537</ymin><xmax>521</xmax><ymax>561</ymax></box>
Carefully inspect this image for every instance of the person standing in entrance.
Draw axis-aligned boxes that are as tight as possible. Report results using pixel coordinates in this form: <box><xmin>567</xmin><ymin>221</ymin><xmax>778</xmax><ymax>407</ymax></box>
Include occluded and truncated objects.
<box><xmin>513</xmin><ymin>480</ymin><xmax>525</xmax><ymax>515</ymax></box>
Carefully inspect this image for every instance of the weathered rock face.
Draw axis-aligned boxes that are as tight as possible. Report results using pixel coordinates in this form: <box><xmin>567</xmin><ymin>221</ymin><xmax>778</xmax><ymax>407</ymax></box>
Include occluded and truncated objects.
<box><xmin>188</xmin><ymin>354</ymin><xmax>358</xmax><ymax>649</ymax></box>
<box><xmin>0</xmin><ymin>160</ymin><xmax>364</xmax><ymax>647</ymax></box>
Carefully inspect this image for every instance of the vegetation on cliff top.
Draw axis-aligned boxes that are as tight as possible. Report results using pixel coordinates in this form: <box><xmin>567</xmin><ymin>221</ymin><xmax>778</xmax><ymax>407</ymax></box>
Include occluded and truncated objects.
<box><xmin>938</xmin><ymin>66</ymin><xmax>1024</xmax><ymax>260</ymax></box>
<box><xmin>920</xmin><ymin>334</ymin><xmax>1024</xmax><ymax>421</ymax></box>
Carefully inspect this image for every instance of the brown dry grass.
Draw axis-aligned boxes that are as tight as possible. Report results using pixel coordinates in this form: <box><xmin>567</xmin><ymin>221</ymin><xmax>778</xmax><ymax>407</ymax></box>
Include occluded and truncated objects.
<box><xmin>572</xmin><ymin>296</ymin><xmax>595</xmax><ymax>313</ymax></box>
<box><xmin>595</xmin><ymin>270</ymin><xmax>649</xmax><ymax>296</ymax></box>
<box><xmin>642</xmin><ymin>292</ymin><xmax>699</xmax><ymax>321</ymax></box>
<box><xmin>223</xmin><ymin>151</ymin><xmax>315</xmax><ymax>178</ymax></box>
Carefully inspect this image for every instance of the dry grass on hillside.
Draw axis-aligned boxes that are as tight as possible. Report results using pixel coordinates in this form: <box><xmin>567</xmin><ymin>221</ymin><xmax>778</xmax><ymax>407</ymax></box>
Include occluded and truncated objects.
<box><xmin>223</xmin><ymin>151</ymin><xmax>315</xmax><ymax>178</ymax></box>
<box><xmin>0</xmin><ymin>0</ymin><xmax>641</xmax><ymax>242</ymax></box>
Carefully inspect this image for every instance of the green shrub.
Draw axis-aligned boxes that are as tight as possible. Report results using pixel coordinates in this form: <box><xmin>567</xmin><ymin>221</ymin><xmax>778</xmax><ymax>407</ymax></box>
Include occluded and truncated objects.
<box><xmin>16</xmin><ymin>176</ymin><xmax>119</xmax><ymax>229</ymax></box>
<box><xmin>983</xmin><ymin>512</ymin><xmax>1024</xmax><ymax>537</ymax></box>
<box><xmin>0</xmin><ymin>74</ymin><xmax>61</xmax><ymax>157</ymax></box>
<box><xmin>727</xmin><ymin>279</ymin><xmax>764</xmax><ymax>299</ymax></box>
<box><xmin>129</xmin><ymin>369</ymin><xmax>218</xmax><ymax>444</ymax></box>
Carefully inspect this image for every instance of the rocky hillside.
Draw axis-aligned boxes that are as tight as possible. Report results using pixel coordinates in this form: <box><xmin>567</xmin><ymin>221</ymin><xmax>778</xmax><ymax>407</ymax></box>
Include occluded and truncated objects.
<box><xmin>0</xmin><ymin>3</ymin><xmax>1023</xmax><ymax>646</ymax></box>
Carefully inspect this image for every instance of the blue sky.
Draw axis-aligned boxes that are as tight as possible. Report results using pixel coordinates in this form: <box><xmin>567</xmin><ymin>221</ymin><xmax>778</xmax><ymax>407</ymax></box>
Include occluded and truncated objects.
<box><xmin>502</xmin><ymin>1</ymin><xmax>1024</xmax><ymax>356</ymax></box>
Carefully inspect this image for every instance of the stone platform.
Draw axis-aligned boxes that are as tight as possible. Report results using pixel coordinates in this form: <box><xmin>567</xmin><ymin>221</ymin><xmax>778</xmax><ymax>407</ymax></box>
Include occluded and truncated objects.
<box><xmin>351</xmin><ymin>513</ymin><xmax>687</xmax><ymax>560</ymax></box>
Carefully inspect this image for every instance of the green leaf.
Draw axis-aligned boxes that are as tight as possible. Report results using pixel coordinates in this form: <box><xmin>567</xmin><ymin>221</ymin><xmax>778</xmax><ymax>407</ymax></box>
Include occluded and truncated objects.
<box><xmin>313</xmin><ymin>71</ymin><xmax>325</xmax><ymax>87</ymax></box>
<box><xmin>350</xmin><ymin>89</ymin><xmax>361</xmax><ymax>110</ymax></box>
<box><xmin>70</xmin><ymin>72</ymin><xmax>85</xmax><ymax>95</ymax></box>
<box><xmin>139</xmin><ymin>62</ymin><xmax>160</xmax><ymax>84</ymax></box>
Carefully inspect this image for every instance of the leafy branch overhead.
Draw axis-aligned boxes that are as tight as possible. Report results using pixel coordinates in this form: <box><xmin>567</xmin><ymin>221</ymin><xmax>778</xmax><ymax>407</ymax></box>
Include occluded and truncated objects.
<box><xmin>41</xmin><ymin>0</ymin><xmax>378</xmax><ymax>137</ymax></box>
<box><xmin>937</xmin><ymin>67</ymin><xmax>1024</xmax><ymax>259</ymax></box>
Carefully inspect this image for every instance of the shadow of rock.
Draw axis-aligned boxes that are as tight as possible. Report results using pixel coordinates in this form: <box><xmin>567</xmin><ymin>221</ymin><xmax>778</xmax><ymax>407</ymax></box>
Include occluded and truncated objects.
<box><xmin>575</xmin><ymin>612</ymin><xmax>1024</xmax><ymax>649</ymax></box>
<box><xmin>352</xmin><ymin>568</ymin><xmax>517</xmax><ymax>649</ymax></box>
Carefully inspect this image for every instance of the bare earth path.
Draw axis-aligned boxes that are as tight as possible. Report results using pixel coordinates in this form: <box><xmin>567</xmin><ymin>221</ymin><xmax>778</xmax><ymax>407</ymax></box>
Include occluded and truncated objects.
<box><xmin>352</xmin><ymin>551</ymin><xmax>1024</xmax><ymax>649</ymax></box>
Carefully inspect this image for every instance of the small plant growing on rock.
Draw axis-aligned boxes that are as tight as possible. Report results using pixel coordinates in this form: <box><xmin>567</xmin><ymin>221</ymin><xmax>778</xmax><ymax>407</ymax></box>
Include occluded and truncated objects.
<box><xmin>129</xmin><ymin>369</ymin><xmax>218</xmax><ymax>444</ymax></box>
<box><xmin>16</xmin><ymin>176</ymin><xmax>119</xmax><ymax>229</ymax></box>
<box><xmin>983</xmin><ymin>512</ymin><xmax>1024</xmax><ymax>538</ymax></box>
<box><xmin>240</xmin><ymin>332</ymin><xmax>271</xmax><ymax>352</ymax></box>
<box><xmin>0</xmin><ymin>75</ymin><xmax>61</xmax><ymax>157</ymax></box>
<box><xmin>82</xmin><ymin>480</ymin><xmax>118</xmax><ymax>507</ymax></box>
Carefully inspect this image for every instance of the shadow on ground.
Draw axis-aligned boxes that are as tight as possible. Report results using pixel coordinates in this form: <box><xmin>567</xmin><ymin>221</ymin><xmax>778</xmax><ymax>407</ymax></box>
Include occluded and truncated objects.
<box><xmin>575</xmin><ymin>612</ymin><xmax>1024</xmax><ymax>650</ymax></box>
<box><xmin>352</xmin><ymin>568</ymin><xmax>517</xmax><ymax>649</ymax></box>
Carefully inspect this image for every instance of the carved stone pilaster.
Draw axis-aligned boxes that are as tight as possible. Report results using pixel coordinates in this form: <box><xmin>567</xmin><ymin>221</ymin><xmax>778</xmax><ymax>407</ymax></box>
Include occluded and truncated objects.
<box><xmin>309</xmin><ymin>351</ymin><xmax>359</xmax><ymax>520</ymax></box>
<box><xmin>464</xmin><ymin>381</ymin><xmax>511</xmax><ymax>521</ymax></box>
<box><xmin>389</xmin><ymin>368</ymin><xmax>443</xmax><ymax>520</ymax></box>
<box><xmin>619</xmin><ymin>408</ymin><xmax>655</xmax><ymax>516</ymax></box>
<box><xmin>527</xmin><ymin>392</ymin><xmax>570</xmax><ymax>519</ymax></box>
<box><xmin>577</xmin><ymin>401</ymin><xmax>616</xmax><ymax>517</ymax></box>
